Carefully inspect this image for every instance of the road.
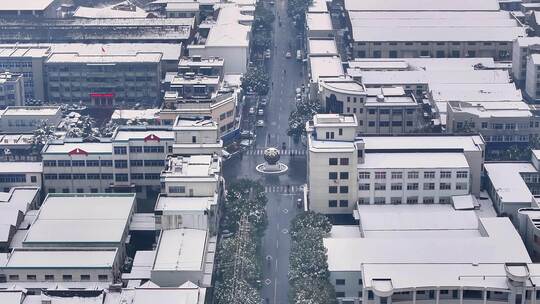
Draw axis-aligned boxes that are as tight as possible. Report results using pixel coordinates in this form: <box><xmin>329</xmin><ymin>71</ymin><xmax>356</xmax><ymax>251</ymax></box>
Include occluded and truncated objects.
<box><xmin>222</xmin><ymin>0</ymin><xmax>306</xmax><ymax>302</ymax></box>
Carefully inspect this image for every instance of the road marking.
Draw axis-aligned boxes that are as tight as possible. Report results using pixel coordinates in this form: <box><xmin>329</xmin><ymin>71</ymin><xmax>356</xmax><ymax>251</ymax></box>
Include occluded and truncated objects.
<box><xmin>282</xmin><ymin>228</ymin><xmax>289</xmax><ymax>234</ymax></box>
<box><xmin>265</xmin><ymin>279</ymin><xmax>272</xmax><ymax>285</ymax></box>
<box><xmin>266</xmin><ymin>255</ymin><xmax>273</xmax><ymax>261</ymax></box>
<box><xmin>283</xmin><ymin>208</ymin><xmax>288</xmax><ymax>214</ymax></box>
<box><xmin>276</xmin><ymin>239</ymin><xmax>279</xmax><ymax>249</ymax></box>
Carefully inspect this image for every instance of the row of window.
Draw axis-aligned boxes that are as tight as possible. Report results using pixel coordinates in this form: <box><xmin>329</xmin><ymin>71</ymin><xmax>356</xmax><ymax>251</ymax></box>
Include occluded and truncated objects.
<box><xmin>44</xmin><ymin>173</ymin><xmax>160</xmax><ymax>181</ymax></box>
<box><xmin>357</xmin><ymin>50</ymin><xmax>508</xmax><ymax>60</ymax></box>
<box><xmin>357</xmin><ymin>41</ymin><xmax>508</xmax><ymax>47</ymax></box>
<box><xmin>328</xmin><ymin>172</ymin><xmax>349</xmax><ymax>180</ymax></box>
<box><xmin>0</xmin><ymin>174</ymin><xmax>37</xmax><ymax>183</ymax></box>
<box><xmin>359</xmin><ymin>171</ymin><xmax>468</xmax><ymax>180</ymax></box>
<box><xmin>9</xmin><ymin>274</ymin><xmax>108</xmax><ymax>282</ymax></box>
<box><xmin>114</xmin><ymin>146</ymin><xmax>165</xmax><ymax>154</ymax></box>
<box><xmin>335</xmin><ymin>289</ymin><xmax>509</xmax><ymax>301</ymax></box>
<box><xmin>358</xmin><ymin>196</ymin><xmax>453</xmax><ymax>205</ymax></box>
<box><xmin>329</xmin><ymin>186</ymin><xmax>348</xmax><ymax>194</ymax></box>
<box><xmin>44</xmin><ymin>159</ymin><xmax>165</xmax><ymax>167</ymax></box>
<box><xmin>456</xmin><ymin>121</ymin><xmax>540</xmax><ymax>130</ymax></box>
<box><xmin>329</xmin><ymin>158</ymin><xmax>349</xmax><ymax>166</ymax></box>
<box><xmin>358</xmin><ymin>182</ymin><xmax>467</xmax><ymax>191</ymax></box>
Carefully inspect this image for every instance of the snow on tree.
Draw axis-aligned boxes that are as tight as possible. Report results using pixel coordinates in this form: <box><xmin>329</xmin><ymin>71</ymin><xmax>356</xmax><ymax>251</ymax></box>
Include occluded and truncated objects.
<box><xmin>31</xmin><ymin>121</ymin><xmax>58</xmax><ymax>154</ymax></box>
<box><xmin>65</xmin><ymin>115</ymin><xmax>100</xmax><ymax>139</ymax></box>
<box><xmin>290</xmin><ymin>277</ymin><xmax>338</xmax><ymax>304</ymax></box>
<box><xmin>287</xmin><ymin>99</ymin><xmax>323</xmax><ymax>142</ymax></box>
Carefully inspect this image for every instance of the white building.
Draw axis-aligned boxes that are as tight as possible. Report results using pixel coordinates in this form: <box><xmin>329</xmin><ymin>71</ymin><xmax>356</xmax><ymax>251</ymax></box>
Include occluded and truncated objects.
<box><xmin>0</xmin><ymin>162</ymin><xmax>42</xmax><ymax>192</ymax></box>
<box><xmin>0</xmin><ymin>72</ymin><xmax>24</xmax><ymax>108</ymax></box>
<box><xmin>325</xmin><ymin>203</ymin><xmax>534</xmax><ymax>303</ymax></box>
<box><xmin>171</xmin><ymin>117</ymin><xmax>223</xmax><ymax>156</ymax></box>
<box><xmin>525</xmin><ymin>54</ymin><xmax>540</xmax><ymax>101</ymax></box>
<box><xmin>0</xmin><ymin>106</ymin><xmax>61</xmax><ymax>133</ymax></box>
<box><xmin>0</xmin><ymin>187</ymin><xmax>40</xmax><ymax>252</ymax></box>
<box><xmin>511</xmin><ymin>37</ymin><xmax>540</xmax><ymax>85</ymax></box>
<box><xmin>306</xmin><ymin>113</ymin><xmax>485</xmax><ymax>215</ymax></box>
<box><xmin>306</xmin><ymin>12</ymin><xmax>334</xmax><ymax>38</ymax></box>
<box><xmin>0</xmin><ymin>0</ymin><xmax>66</xmax><ymax>18</ymax></box>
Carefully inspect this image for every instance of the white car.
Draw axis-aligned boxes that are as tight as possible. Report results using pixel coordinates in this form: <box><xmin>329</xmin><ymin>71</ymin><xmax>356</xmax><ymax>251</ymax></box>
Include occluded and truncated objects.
<box><xmin>249</xmin><ymin>107</ymin><xmax>255</xmax><ymax>115</ymax></box>
<box><xmin>256</xmin><ymin>120</ymin><xmax>265</xmax><ymax>127</ymax></box>
<box><xmin>285</xmin><ymin>51</ymin><xmax>292</xmax><ymax>59</ymax></box>
<box><xmin>258</xmin><ymin>108</ymin><xmax>264</xmax><ymax>116</ymax></box>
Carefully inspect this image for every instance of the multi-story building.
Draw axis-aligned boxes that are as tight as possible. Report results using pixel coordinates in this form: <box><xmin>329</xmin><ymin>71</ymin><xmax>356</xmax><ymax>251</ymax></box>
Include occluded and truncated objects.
<box><xmin>344</xmin><ymin>1</ymin><xmax>525</xmax><ymax>61</ymax></box>
<box><xmin>0</xmin><ymin>72</ymin><xmax>24</xmax><ymax>108</ymax></box>
<box><xmin>0</xmin><ymin>162</ymin><xmax>42</xmax><ymax>192</ymax></box>
<box><xmin>324</xmin><ymin>202</ymin><xmax>535</xmax><ymax>304</ymax></box>
<box><xmin>524</xmin><ymin>54</ymin><xmax>540</xmax><ymax>101</ymax></box>
<box><xmin>0</xmin><ymin>134</ymin><xmax>36</xmax><ymax>162</ymax></box>
<box><xmin>446</xmin><ymin>101</ymin><xmax>540</xmax><ymax>145</ymax></box>
<box><xmin>307</xmin><ymin>113</ymin><xmax>486</xmax><ymax>215</ymax></box>
<box><xmin>319</xmin><ymin>78</ymin><xmax>422</xmax><ymax>134</ymax></box>
<box><xmin>512</xmin><ymin>37</ymin><xmax>540</xmax><ymax>86</ymax></box>
<box><xmin>0</xmin><ymin>0</ymin><xmax>66</xmax><ymax>18</ymax></box>
<box><xmin>0</xmin><ymin>106</ymin><xmax>61</xmax><ymax>133</ymax></box>
<box><xmin>306</xmin><ymin>12</ymin><xmax>334</xmax><ymax>38</ymax></box>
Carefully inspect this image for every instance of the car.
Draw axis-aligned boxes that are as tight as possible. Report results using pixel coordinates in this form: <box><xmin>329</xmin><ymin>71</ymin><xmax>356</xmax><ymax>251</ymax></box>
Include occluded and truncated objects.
<box><xmin>260</xmin><ymin>98</ymin><xmax>267</xmax><ymax>107</ymax></box>
<box><xmin>295</xmin><ymin>87</ymin><xmax>301</xmax><ymax>94</ymax></box>
<box><xmin>256</xmin><ymin>120</ymin><xmax>265</xmax><ymax>127</ymax></box>
<box><xmin>285</xmin><ymin>51</ymin><xmax>292</xmax><ymax>58</ymax></box>
<box><xmin>264</xmin><ymin>49</ymin><xmax>271</xmax><ymax>59</ymax></box>
<box><xmin>257</xmin><ymin>108</ymin><xmax>264</xmax><ymax>116</ymax></box>
<box><xmin>249</xmin><ymin>107</ymin><xmax>255</xmax><ymax>115</ymax></box>
<box><xmin>269</xmin><ymin>1</ymin><xmax>275</xmax><ymax>5</ymax></box>
<box><xmin>241</xmin><ymin>130</ymin><xmax>254</xmax><ymax>139</ymax></box>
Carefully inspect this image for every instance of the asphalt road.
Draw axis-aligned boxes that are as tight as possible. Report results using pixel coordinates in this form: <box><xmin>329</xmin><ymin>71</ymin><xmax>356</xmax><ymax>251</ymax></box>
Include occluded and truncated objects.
<box><xmin>222</xmin><ymin>0</ymin><xmax>307</xmax><ymax>302</ymax></box>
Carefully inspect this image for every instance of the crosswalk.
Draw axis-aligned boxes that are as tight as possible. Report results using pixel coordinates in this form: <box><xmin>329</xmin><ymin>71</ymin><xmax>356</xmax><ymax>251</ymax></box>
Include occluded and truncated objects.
<box><xmin>264</xmin><ymin>185</ymin><xmax>304</xmax><ymax>193</ymax></box>
<box><xmin>244</xmin><ymin>149</ymin><xmax>306</xmax><ymax>156</ymax></box>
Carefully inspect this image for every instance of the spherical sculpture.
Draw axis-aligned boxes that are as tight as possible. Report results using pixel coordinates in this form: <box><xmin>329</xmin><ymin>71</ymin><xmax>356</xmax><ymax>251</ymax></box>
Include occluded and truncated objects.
<box><xmin>264</xmin><ymin>147</ymin><xmax>280</xmax><ymax>165</ymax></box>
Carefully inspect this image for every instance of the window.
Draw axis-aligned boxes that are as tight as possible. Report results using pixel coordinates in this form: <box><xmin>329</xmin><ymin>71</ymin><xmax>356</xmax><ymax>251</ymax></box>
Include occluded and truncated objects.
<box><xmin>144</xmin><ymin>160</ymin><xmax>165</xmax><ymax>167</ymax></box>
<box><xmin>115</xmin><ymin>160</ymin><xmax>128</xmax><ymax>168</ymax></box>
<box><xmin>423</xmin><ymin>183</ymin><xmax>435</xmax><ymax>190</ymax></box>
<box><xmin>457</xmin><ymin>171</ymin><xmax>468</xmax><ymax>178</ymax></box>
<box><xmin>9</xmin><ymin>275</ymin><xmax>19</xmax><ymax>281</ymax></box>
<box><xmin>44</xmin><ymin>174</ymin><xmax>58</xmax><ymax>180</ymax></box>
<box><xmin>368</xmin><ymin>121</ymin><xmax>375</xmax><ymax>127</ymax></box>
<box><xmin>114</xmin><ymin>146</ymin><xmax>127</xmax><ymax>154</ymax></box>
<box><xmin>375</xmin><ymin>172</ymin><xmax>386</xmax><ymax>179</ymax></box>
<box><xmin>131</xmin><ymin>173</ymin><xmax>144</xmax><ymax>180</ymax></box>
<box><xmin>72</xmin><ymin>160</ymin><xmax>85</xmax><ymax>167</ymax></box>
<box><xmin>101</xmin><ymin>173</ymin><xmax>113</xmax><ymax>180</ymax></box>
<box><xmin>169</xmin><ymin>186</ymin><xmax>186</xmax><ymax>193</ymax></box>
<box><xmin>81</xmin><ymin>275</ymin><xmax>90</xmax><ymax>281</ymax></box>
<box><xmin>358</xmin><ymin>172</ymin><xmax>370</xmax><ymax>179</ymax></box>
<box><xmin>129</xmin><ymin>146</ymin><xmax>143</xmax><ymax>153</ymax></box>
<box><xmin>73</xmin><ymin>174</ymin><xmax>86</xmax><ymax>180</ymax></box>
<box><xmin>391</xmin><ymin>197</ymin><xmax>402</xmax><ymax>204</ymax></box>
<box><xmin>340</xmin><ymin>172</ymin><xmax>349</xmax><ymax>179</ymax></box>
<box><xmin>407</xmin><ymin>197</ymin><xmax>418</xmax><ymax>204</ymax></box>
<box><xmin>328</xmin><ymin>200</ymin><xmax>338</xmax><ymax>207</ymax></box>
<box><xmin>375</xmin><ymin>183</ymin><xmax>386</xmax><ymax>190</ymax></box>
<box><xmin>59</xmin><ymin>173</ymin><xmax>71</xmax><ymax>180</ymax></box>
<box><xmin>408</xmin><ymin>171</ymin><xmax>419</xmax><ymax>179</ymax></box>
<box><xmin>100</xmin><ymin>160</ymin><xmax>112</xmax><ymax>167</ymax></box>
<box><xmin>86</xmin><ymin>160</ymin><xmax>99</xmax><ymax>167</ymax></box>
<box><xmin>339</xmin><ymin>200</ymin><xmax>348</xmax><ymax>207</ymax></box>
<box><xmin>145</xmin><ymin>173</ymin><xmax>160</xmax><ymax>180</ymax></box>
<box><xmin>439</xmin><ymin>197</ymin><xmax>451</xmax><ymax>204</ymax></box>
<box><xmin>98</xmin><ymin>275</ymin><xmax>108</xmax><ymax>281</ymax></box>
<box><xmin>407</xmin><ymin>183</ymin><xmax>418</xmax><ymax>190</ymax></box>
<box><xmin>423</xmin><ymin>197</ymin><xmax>435</xmax><ymax>204</ymax></box>
<box><xmin>329</xmin><ymin>158</ymin><xmax>338</xmax><ymax>165</ymax></box>
<box><xmin>440</xmin><ymin>183</ymin><xmax>451</xmax><ymax>190</ymax></box>
<box><xmin>336</xmin><ymin>279</ymin><xmax>346</xmax><ymax>285</ymax></box>
<box><xmin>456</xmin><ymin>183</ymin><xmax>468</xmax><ymax>190</ymax></box>
<box><xmin>115</xmin><ymin>174</ymin><xmax>128</xmax><ymax>182</ymax></box>
<box><xmin>338</xmin><ymin>128</ymin><xmax>343</xmax><ymax>136</ymax></box>
<box><xmin>63</xmin><ymin>275</ymin><xmax>73</xmax><ymax>281</ymax></box>
<box><xmin>374</xmin><ymin>197</ymin><xmax>386</xmax><ymax>204</ymax></box>
<box><xmin>130</xmin><ymin>160</ymin><xmax>143</xmax><ymax>167</ymax></box>
<box><xmin>336</xmin><ymin>292</ymin><xmax>345</xmax><ymax>298</ymax></box>
<box><xmin>43</xmin><ymin>160</ymin><xmax>57</xmax><ymax>167</ymax></box>
<box><xmin>329</xmin><ymin>186</ymin><xmax>338</xmax><ymax>193</ymax></box>
<box><xmin>424</xmin><ymin>171</ymin><xmax>435</xmax><ymax>179</ymax></box>
<box><xmin>340</xmin><ymin>186</ymin><xmax>349</xmax><ymax>193</ymax></box>
<box><xmin>391</xmin><ymin>183</ymin><xmax>402</xmax><ymax>191</ymax></box>
<box><xmin>389</xmin><ymin>50</ymin><xmax>398</xmax><ymax>58</ymax></box>
<box><xmin>143</xmin><ymin>146</ymin><xmax>164</xmax><ymax>153</ymax></box>
<box><xmin>27</xmin><ymin>275</ymin><xmax>36</xmax><ymax>281</ymax></box>
<box><xmin>329</xmin><ymin>172</ymin><xmax>338</xmax><ymax>179</ymax></box>
<box><xmin>340</xmin><ymin>158</ymin><xmax>349</xmax><ymax>165</ymax></box>
<box><xmin>358</xmin><ymin>183</ymin><xmax>370</xmax><ymax>191</ymax></box>
<box><xmin>45</xmin><ymin>275</ymin><xmax>54</xmax><ymax>281</ymax></box>
<box><xmin>58</xmin><ymin>160</ymin><xmax>71</xmax><ymax>167</ymax></box>
<box><xmin>440</xmin><ymin>171</ymin><xmax>451</xmax><ymax>179</ymax></box>
<box><xmin>391</xmin><ymin>172</ymin><xmax>402</xmax><ymax>179</ymax></box>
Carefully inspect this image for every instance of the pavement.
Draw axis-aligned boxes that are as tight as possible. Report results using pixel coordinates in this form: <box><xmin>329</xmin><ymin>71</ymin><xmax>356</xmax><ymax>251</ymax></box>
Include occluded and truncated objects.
<box><xmin>222</xmin><ymin>0</ymin><xmax>307</xmax><ymax>302</ymax></box>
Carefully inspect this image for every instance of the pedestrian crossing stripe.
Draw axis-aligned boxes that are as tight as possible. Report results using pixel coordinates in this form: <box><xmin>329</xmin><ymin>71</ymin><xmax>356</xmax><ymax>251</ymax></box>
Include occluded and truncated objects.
<box><xmin>245</xmin><ymin>149</ymin><xmax>306</xmax><ymax>156</ymax></box>
<box><xmin>264</xmin><ymin>185</ymin><xmax>304</xmax><ymax>193</ymax></box>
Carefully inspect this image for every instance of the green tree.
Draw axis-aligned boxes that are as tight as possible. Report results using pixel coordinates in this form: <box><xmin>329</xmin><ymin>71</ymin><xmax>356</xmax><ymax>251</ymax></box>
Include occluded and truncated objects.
<box><xmin>254</xmin><ymin>1</ymin><xmax>275</xmax><ymax>29</ymax></box>
<box><xmin>290</xmin><ymin>277</ymin><xmax>338</xmax><ymax>304</ymax></box>
<box><xmin>252</xmin><ymin>30</ymin><xmax>272</xmax><ymax>53</ymax></box>
<box><xmin>241</xmin><ymin>66</ymin><xmax>270</xmax><ymax>96</ymax></box>
<box><xmin>222</xmin><ymin>179</ymin><xmax>268</xmax><ymax>237</ymax></box>
<box><xmin>287</xmin><ymin>99</ymin><xmax>323</xmax><ymax>142</ymax></box>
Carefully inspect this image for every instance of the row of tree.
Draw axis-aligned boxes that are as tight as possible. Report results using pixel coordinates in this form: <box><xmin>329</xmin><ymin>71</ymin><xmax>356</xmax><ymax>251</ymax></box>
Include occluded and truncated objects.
<box><xmin>287</xmin><ymin>0</ymin><xmax>311</xmax><ymax>29</ymax></box>
<box><xmin>288</xmin><ymin>211</ymin><xmax>337</xmax><ymax>304</ymax></box>
<box><xmin>214</xmin><ymin>180</ymin><xmax>268</xmax><ymax>304</ymax></box>
<box><xmin>287</xmin><ymin>98</ymin><xmax>323</xmax><ymax>142</ymax></box>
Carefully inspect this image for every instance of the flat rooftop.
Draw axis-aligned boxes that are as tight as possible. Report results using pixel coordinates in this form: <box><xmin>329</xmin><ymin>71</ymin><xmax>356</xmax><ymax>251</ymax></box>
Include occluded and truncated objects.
<box><xmin>484</xmin><ymin>162</ymin><xmax>537</xmax><ymax>203</ymax></box>
<box><xmin>306</xmin><ymin>12</ymin><xmax>333</xmax><ymax>32</ymax></box>
<box><xmin>43</xmin><ymin>142</ymin><xmax>112</xmax><ymax>154</ymax></box>
<box><xmin>359</xmin><ymin>152</ymin><xmax>469</xmax><ymax>170</ymax></box>
<box><xmin>162</xmin><ymin>155</ymin><xmax>220</xmax><ymax>178</ymax></box>
<box><xmin>1</xmin><ymin>106</ymin><xmax>60</xmax><ymax>117</ymax></box>
<box><xmin>155</xmin><ymin>196</ymin><xmax>217</xmax><ymax>212</ymax></box>
<box><xmin>153</xmin><ymin>229</ymin><xmax>207</xmax><ymax>271</ymax></box>
<box><xmin>449</xmin><ymin>101</ymin><xmax>533</xmax><ymax>118</ymax></box>
<box><xmin>348</xmin><ymin>57</ymin><xmax>497</xmax><ymax>71</ymax></box>
<box><xmin>0</xmin><ymin>162</ymin><xmax>42</xmax><ymax>174</ymax></box>
<box><xmin>47</xmin><ymin>53</ymin><xmax>162</xmax><ymax>64</ymax></box>
<box><xmin>111</xmin><ymin>109</ymin><xmax>160</xmax><ymax>121</ymax></box>
<box><xmin>113</xmin><ymin>129</ymin><xmax>174</xmax><ymax>141</ymax></box>
<box><xmin>360</xmin><ymin>70</ymin><xmax>510</xmax><ymax>86</ymax></box>
<box><xmin>429</xmin><ymin>83</ymin><xmax>523</xmax><ymax>102</ymax></box>
<box><xmin>23</xmin><ymin>194</ymin><xmax>135</xmax><ymax>245</ymax></box>
<box><xmin>308</xmin><ymin>38</ymin><xmax>338</xmax><ymax>55</ymax></box>
<box><xmin>359</xmin><ymin>135</ymin><xmax>485</xmax><ymax>152</ymax></box>
<box><xmin>1</xmin><ymin>0</ymin><xmax>55</xmax><ymax>11</ymax></box>
<box><xmin>325</xmin><ymin>216</ymin><xmax>531</xmax><ymax>271</ymax></box>
<box><xmin>309</xmin><ymin>56</ymin><xmax>344</xmax><ymax>82</ymax></box>
<box><xmin>313</xmin><ymin>113</ymin><xmax>357</xmax><ymax>127</ymax></box>
<box><xmin>344</xmin><ymin>0</ymin><xmax>500</xmax><ymax>12</ymax></box>
<box><xmin>2</xmin><ymin>249</ymin><xmax>118</xmax><ymax>269</ymax></box>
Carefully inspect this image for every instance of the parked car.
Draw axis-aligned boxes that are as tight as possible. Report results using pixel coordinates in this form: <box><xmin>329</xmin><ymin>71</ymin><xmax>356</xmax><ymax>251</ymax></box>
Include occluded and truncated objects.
<box><xmin>260</xmin><ymin>98</ymin><xmax>267</xmax><ymax>107</ymax></box>
<box><xmin>256</xmin><ymin>120</ymin><xmax>265</xmax><ymax>127</ymax></box>
<box><xmin>249</xmin><ymin>107</ymin><xmax>255</xmax><ymax>115</ymax></box>
<box><xmin>258</xmin><ymin>108</ymin><xmax>264</xmax><ymax>116</ymax></box>
<box><xmin>241</xmin><ymin>130</ymin><xmax>254</xmax><ymax>139</ymax></box>
<box><xmin>264</xmin><ymin>49</ymin><xmax>271</xmax><ymax>59</ymax></box>
<box><xmin>285</xmin><ymin>51</ymin><xmax>292</xmax><ymax>59</ymax></box>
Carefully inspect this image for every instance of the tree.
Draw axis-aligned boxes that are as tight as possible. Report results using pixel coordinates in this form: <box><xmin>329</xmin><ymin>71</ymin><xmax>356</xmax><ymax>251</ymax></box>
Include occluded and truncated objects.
<box><xmin>222</xmin><ymin>179</ymin><xmax>268</xmax><ymax>237</ymax></box>
<box><xmin>287</xmin><ymin>99</ymin><xmax>323</xmax><ymax>142</ymax></box>
<box><xmin>290</xmin><ymin>277</ymin><xmax>338</xmax><ymax>304</ymax></box>
<box><xmin>66</xmin><ymin>115</ymin><xmax>100</xmax><ymax>139</ymax></box>
<box><xmin>241</xmin><ymin>66</ymin><xmax>270</xmax><ymax>96</ymax></box>
<box><xmin>252</xmin><ymin>30</ymin><xmax>272</xmax><ymax>53</ymax></box>
<box><xmin>290</xmin><ymin>211</ymin><xmax>332</xmax><ymax>241</ymax></box>
<box><xmin>287</xmin><ymin>0</ymin><xmax>311</xmax><ymax>29</ymax></box>
<box><xmin>31</xmin><ymin>121</ymin><xmax>58</xmax><ymax>154</ymax></box>
<box><xmin>254</xmin><ymin>1</ymin><xmax>275</xmax><ymax>29</ymax></box>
